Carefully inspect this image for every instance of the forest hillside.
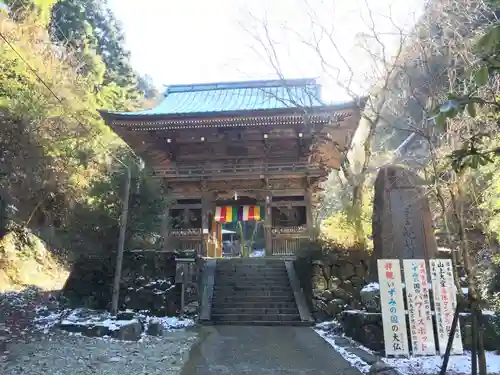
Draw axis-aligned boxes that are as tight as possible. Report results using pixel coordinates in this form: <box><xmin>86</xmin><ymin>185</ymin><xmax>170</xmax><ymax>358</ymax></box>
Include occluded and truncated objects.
<box><xmin>0</xmin><ymin>0</ymin><xmax>167</xmax><ymax>290</ymax></box>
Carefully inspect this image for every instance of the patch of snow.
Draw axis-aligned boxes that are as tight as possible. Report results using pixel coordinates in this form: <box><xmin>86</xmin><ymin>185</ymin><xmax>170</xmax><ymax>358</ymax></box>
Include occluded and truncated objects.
<box><xmin>460</xmin><ymin>310</ymin><xmax>496</xmax><ymax>317</ymax></box>
<box><xmin>99</xmin><ymin>319</ymin><xmax>139</xmax><ymax>331</ymax></box>
<box><xmin>144</xmin><ymin>279</ymin><xmax>171</xmax><ymax>287</ymax></box>
<box><xmin>361</xmin><ymin>282</ymin><xmax>379</xmax><ymax>292</ymax></box>
<box><xmin>250</xmin><ymin>249</ymin><xmax>265</xmax><ymax>257</ymax></box>
<box><xmin>315</xmin><ymin>320</ymin><xmax>500</xmax><ymax>375</ymax></box>
<box><xmin>33</xmin><ymin>309</ymin><xmax>68</xmax><ymax>333</ymax></box>
<box><xmin>154</xmin><ymin>316</ymin><xmax>195</xmax><ymax>330</ymax></box>
<box><xmin>385</xmin><ymin>352</ymin><xmax>500</xmax><ymax>375</ymax></box>
<box><xmin>315</xmin><ymin>329</ymin><xmax>372</xmax><ymax>374</ymax></box>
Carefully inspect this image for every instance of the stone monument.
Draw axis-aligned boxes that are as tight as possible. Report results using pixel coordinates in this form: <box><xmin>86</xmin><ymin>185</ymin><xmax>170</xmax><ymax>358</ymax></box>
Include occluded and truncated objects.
<box><xmin>370</xmin><ymin>165</ymin><xmax>437</xmax><ymax>278</ymax></box>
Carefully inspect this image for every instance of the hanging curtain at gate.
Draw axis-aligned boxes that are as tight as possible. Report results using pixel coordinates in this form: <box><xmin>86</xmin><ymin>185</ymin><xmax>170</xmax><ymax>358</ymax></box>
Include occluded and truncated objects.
<box><xmin>214</xmin><ymin>206</ymin><xmax>238</xmax><ymax>223</ymax></box>
<box><xmin>214</xmin><ymin>205</ymin><xmax>265</xmax><ymax>222</ymax></box>
<box><xmin>239</xmin><ymin>205</ymin><xmax>263</xmax><ymax>221</ymax></box>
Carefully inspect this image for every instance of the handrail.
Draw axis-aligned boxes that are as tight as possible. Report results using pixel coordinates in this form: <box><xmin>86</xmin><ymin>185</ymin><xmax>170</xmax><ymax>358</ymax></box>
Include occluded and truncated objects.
<box><xmin>152</xmin><ymin>162</ymin><xmax>323</xmax><ymax>177</ymax></box>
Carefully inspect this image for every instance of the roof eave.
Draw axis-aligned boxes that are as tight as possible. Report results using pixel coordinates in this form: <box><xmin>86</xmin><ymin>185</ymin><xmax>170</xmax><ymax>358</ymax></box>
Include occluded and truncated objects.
<box><xmin>98</xmin><ymin>100</ymin><xmax>361</xmax><ymax>124</ymax></box>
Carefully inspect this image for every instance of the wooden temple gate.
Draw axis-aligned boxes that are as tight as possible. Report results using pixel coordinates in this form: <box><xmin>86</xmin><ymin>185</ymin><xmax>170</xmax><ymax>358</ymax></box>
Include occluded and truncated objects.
<box><xmin>100</xmin><ymin>79</ymin><xmax>363</xmax><ymax>257</ymax></box>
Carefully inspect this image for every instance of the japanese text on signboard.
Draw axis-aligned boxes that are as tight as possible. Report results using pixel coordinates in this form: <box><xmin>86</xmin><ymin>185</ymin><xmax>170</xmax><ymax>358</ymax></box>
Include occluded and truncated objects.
<box><xmin>430</xmin><ymin>259</ymin><xmax>463</xmax><ymax>355</ymax></box>
<box><xmin>403</xmin><ymin>259</ymin><xmax>435</xmax><ymax>355</ymax></box>
<box><xmin>378</xmin><ymin>259</ymin><xmax>409</xmax><ymax>356</ymax></box>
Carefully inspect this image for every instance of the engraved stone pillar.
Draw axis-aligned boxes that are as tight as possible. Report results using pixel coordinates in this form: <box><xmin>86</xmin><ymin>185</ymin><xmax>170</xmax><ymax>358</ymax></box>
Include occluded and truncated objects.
<box><xmin>264</xmin><ymin>194</ymin><xmax>273</xmax><ymax>256</ymax></box>
<box><xmin>371</xmin><ymin>165</ymin><xmax>438</xmax><ymax>280</ymax></box>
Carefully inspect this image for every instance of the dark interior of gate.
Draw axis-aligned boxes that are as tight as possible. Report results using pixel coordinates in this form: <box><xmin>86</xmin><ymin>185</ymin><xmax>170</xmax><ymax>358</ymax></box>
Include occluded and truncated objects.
<box><xmin>99</xmin><ymin>78</ymin><xmax>363</xmax><ymax>257</ymax></box>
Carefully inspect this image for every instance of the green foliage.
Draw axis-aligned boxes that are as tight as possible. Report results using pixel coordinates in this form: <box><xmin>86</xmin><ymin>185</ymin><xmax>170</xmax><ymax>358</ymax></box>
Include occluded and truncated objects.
<box><xmin>477</xmin><ymin>153</ymin><xmax>500</xmax><ymax>243</ymax></box>
<box><xmin>4</xmin><ymin>0</ymin><xmax>57</xmax><ymax>26</ymax></box>
<box><xmin>490</xmin><ymin>254</ymin><xmax>500</xmax><ymax>312</ymax></box>
<box><xmin>0</xmin><ymin>6</ymin><xmax>168</xmax><ymax>262</ymax></box>
<box><xmin>321</xmin><ymin>187</ymin><xmax>373</xmax><ymax>250</ymax></box>
<box><xmin>434</xmin><ymin>22</ymin><xmax>500</xmax><ymax>172</ymax></box>
<box><xmin>49</xmin><ymin>0</ymin><xmax>145</xmax><ymax>109</ymax></box>
<box><xmin>64</xmin><ymin>159</ymin><xmax>170</xmax><ymax>257</ymax></box>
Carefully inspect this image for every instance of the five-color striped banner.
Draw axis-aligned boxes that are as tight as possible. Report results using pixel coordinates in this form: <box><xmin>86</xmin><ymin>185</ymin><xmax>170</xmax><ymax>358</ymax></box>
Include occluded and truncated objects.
<box><xmin>214</xmin><ymin>205</ymin><xmax>264</xmax><ymax>222</ymax></box>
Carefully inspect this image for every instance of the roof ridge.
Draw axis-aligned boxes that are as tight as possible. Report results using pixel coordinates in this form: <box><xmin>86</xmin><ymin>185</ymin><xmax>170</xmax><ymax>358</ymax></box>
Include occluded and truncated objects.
<box><xmin>164</xmin><ymin>78</ymin><xmax>318</xmax><ymax>95</ymax></box>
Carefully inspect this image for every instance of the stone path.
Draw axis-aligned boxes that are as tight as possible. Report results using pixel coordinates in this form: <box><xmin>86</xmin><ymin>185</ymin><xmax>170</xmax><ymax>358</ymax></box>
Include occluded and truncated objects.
<box><xmin>180</xmin><ymin>326</ymin><xmax>363</xmax><ymax>375</ymax></box>
<box><xmin>1</xmin><ymin>330</ymin><xmax>198</xmax><ymax>375</ymax></box>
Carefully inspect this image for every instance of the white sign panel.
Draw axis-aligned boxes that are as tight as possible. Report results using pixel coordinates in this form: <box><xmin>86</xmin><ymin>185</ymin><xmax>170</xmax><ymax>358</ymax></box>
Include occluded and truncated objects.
<box><xmin>403</xmin><ymin>259</ymin><xmax>436</xmax><ymax>355</ymax></box>
<box><xmin>430</xmin><ymin>259</ymin><xmax>463</xmax><ymax>355</ymax></box>
<box><xmin>378</xmin><ymin>259</ymin><xmax>409</xmax><ymax>356</ymax></box>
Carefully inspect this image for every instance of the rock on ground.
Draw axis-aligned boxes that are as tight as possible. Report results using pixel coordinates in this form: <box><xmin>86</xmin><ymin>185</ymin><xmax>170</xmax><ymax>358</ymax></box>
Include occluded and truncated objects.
<box><xmin>0</xmin><ymin>330</ymin><xmax>198</xmax><ymax>375</ymax></box>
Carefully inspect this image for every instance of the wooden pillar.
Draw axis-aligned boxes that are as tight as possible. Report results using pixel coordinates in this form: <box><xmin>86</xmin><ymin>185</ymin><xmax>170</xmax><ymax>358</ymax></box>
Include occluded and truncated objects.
<box><xmin>201</xmin><ymin>193</ymin><xmax>212</xmax><ymax>257</ymax></box>
<box><xmin>216</xmin><ymin>222</ymin><xmax>223</xmax><ymax>258</ymax></box>
<box><xmin>305</xmin><ymin>188</ymin><xmax>315</xmax><ymax>240</ymax></box>
<box><xmin>161</xmin><ymin>207</ymin><xmax>171</xmax><ymax>251</ymax></box>
<box><xmin>264</xmin><ymin>194</ymin><xmax>273</xmax><ymax>256</ymax></box>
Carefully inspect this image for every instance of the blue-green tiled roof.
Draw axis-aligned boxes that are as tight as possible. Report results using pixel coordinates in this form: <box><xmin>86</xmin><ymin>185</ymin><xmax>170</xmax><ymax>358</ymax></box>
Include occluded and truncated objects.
<box><xmin>113</xmin><ymin>78</ymin><xmax>330</xmax><ymax>117</ymax></box>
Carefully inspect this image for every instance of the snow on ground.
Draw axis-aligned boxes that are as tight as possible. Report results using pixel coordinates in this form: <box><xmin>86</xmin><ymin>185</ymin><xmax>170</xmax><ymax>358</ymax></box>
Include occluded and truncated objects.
<box><xmin>385</xmin><ymin>352</ymin><xmax>500</xmax><ymax>375</ymax></box>
<box><xmin>1</xmin><ymin>289</ymin><xmax>200</xmax><ymax>375</ymax></box>
<box><xmin>315</xmin><ymin>320</ymin><xmax>500</xmax><ymax>375</ymax></box>
<box><xmin>33</xmin><ymin>306</ymin><xmax>195</xmax><ymax>334</ymax></box>
<box><xmin>315</xmin><ymin>328</ymin><xmax>372</xmax><ymax>374</ymax></box>
<box><xmin>1</xmin><ymin>329</ymin><xmax>198</xmax><ymax>375</ymax></box>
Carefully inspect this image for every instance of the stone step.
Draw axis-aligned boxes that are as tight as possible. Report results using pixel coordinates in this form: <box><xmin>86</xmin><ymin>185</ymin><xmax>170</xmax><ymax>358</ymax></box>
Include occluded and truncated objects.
<box><xmin>212</xmin><ymin>295</ymin><xmax>296</xmax><ymax>303</ymax></box>
<box><xmin>212</xmin><ymin>290</ymin><xmax>295</xmax><ymax>298</ymax></box>
<box><xmin>217</xmin><ymin>257</ymin><xmax>284</xmax><ymax>264</ymax></box>
<box><xmin>210</xmin><ymin>320</ymin><xmax>313</xmax><ymax>326</ymax></box>
<box><xmin>214</xmin><ymin>277</ymin><xmax>290</xmax><ymax>288</ymax></box>
<box><xmin>211</xmin><ymin>307</ymin><xmax>299</xmax><ymax>315</ymax></box>
<box><xmin>215</xmin><ymin>269</ymin><xmax>288</xmax><ymax>274</ymax></box>
<box><xmin>214</xmin><ymin>284</ymin><xmax>290</xmax><ymax>293</ymax></box>
<box><xmin>216</xmin><ymin>262</ymin><xmax>285</xmax><ymax>267</ymax></box>
<box><xmin>215</xmin><ymin>273</ymin><xmax>288</xmax><ymax>279</ymax></box>
<box><xmin>212</xmin><ymin>301</ymin><xmax>298</xmax><ymax>309</ymax></box>
<box><xmin>216</xmin><ymin>263</ymin><xmax>286</xmax><ymax>270</ymax></box>
<box><xmin>212</xmin><ymin>313</ymin><xmax>301</xmax><ymax>322</ymax></box>
<box><xmin>216</xmin><ymin>271</ymin><xmax>286</xmax><ymax>275</ymax></box>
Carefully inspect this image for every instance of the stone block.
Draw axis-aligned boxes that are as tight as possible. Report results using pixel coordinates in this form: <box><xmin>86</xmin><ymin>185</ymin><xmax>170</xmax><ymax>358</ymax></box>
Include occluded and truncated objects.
<box><xmin>342</xmin><ymin>310</ymin><xmax>384</xmax><ymax>352</ymax></box>
<box><xmin>320</xmin><ymin>290</ymin><xmax>334</xmax><ymax>302</ymax></box>
<box><xmin>85</xmin><ymin>325</ymin><xmax>112</xmax><ymax>337</ymax></box>
<box><xmin>146</xmin><ymin>319</ymin><xmax>164</xmax><ymax>336</ymax></box>
<box><xmin>360</xmin><ymin>284</ymin><xmax>381</xmax><ymax>313</ymax></box>
<box><xmin>110</xmin><ymin>320</ymin><xmax>143</xmax><ymax>341</ymax></box>
<box><xmin>328</xmin><ymin>277</ymin><xmax>342</xmax><ymax>291</ymax></box>
<box><xmin>326</xmin><ymin>298</ymin><xmax>346</xmax><ymax>316</ymax></box>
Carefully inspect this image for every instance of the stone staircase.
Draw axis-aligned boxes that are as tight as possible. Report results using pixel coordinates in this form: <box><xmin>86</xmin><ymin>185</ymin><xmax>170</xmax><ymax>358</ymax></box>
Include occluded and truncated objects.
<box><xmin>211</xmin><ymin>258</ymin><xmax>307</xmax><ymax>325</ymax></box>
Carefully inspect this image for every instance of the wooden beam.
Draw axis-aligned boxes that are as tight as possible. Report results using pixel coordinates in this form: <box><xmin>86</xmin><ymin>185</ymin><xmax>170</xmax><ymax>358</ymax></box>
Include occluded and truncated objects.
<box><xmin>271</xmin><ymin>201</ymin><xmax>306</xmax><ymax>207</ymax></box>
<box><xmin>171</xmin><ymin>203</ymin><xmax>202</xmax><ymax>209</ymax></box>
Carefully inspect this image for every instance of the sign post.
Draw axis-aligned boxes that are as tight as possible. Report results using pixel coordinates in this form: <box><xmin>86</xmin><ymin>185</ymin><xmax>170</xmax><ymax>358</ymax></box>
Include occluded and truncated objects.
<box><xmin>403</xmin><ymin>259</ymin><xmax>436</xmax><ymax>355</ymax></box>
<box><xmin>377</xmin><ymin>259</ymin><xmax>409</xmax><ymax>356</ymax></box>
<box><xmin>430</xmin><ymin>259</ymin><xmax>463</xmax><ymax>355</ymax></box>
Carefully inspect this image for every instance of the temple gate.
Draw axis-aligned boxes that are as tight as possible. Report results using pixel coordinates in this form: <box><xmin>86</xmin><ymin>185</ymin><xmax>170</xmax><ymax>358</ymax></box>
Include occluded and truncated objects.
<box><xmin>99</xmin><ymin>79</ymin><xmax>362</xmax><ymax>257</ymax></box>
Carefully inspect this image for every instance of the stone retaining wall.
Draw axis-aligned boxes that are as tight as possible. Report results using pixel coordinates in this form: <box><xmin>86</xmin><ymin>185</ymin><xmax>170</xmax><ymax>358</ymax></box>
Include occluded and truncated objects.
<box><xmin>295</xmin><ymin>248</ymin><xmax>370</xmax><ymax>320</ymax></box>
<box><xmin>63</xmin><ymin>251</ymin><xmax>201</xmax><ymax>317</ymax></box>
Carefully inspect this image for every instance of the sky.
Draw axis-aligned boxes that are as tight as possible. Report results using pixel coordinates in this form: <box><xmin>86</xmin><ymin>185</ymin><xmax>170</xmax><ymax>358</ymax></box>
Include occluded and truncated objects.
<box><xmin>108</xmin><ymin>0</ymin><xmax>425</xmax><ymax>103</ymax></box>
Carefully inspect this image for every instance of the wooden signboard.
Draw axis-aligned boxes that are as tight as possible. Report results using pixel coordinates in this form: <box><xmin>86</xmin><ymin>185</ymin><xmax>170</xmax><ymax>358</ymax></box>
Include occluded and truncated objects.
<box><xmin>377</xmin><ymin>259</ymin><xmax>409</xmax><ymax>356</ymax></box>
<box><xmin>403</xmin><ymin>259</ymin><xmax>436</xmax><ymax>355</ymax></box>
<box><xmin>430</xmin><ymin>259</ymin><xmax>463</xmax><ymax>355</ymax></box>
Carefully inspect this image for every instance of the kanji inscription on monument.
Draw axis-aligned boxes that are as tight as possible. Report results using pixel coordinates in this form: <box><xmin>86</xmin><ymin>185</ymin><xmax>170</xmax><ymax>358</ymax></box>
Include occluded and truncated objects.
<box><xmin>371</xmin><ymin>166</ymin><xmax>437</xmax><ymax>272</ymax></box>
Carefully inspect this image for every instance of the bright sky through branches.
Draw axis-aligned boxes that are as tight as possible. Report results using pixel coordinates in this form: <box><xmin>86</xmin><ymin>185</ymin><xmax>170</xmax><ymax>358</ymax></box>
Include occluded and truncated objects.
<box><xmin>109</xmin><ymin>0</ymin><xmax>424</xmax><ymax>103</ymax></box>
